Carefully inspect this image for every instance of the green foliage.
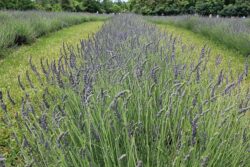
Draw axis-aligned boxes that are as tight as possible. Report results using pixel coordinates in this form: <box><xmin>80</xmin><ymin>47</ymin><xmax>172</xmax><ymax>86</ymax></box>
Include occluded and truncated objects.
<box><xmin>73</xmin><ymin>0</ymin><xmax>85</xmax><ymax>12</ymax></box>
<box><xmin>84</xmin><ymin>0</ymin><xmax>102</xmax><ymax>13</ymax></box>
<box><xmin>140</xmin><ymin>6</ymin><xmax>152</xmax><ymax>15</ymax></box>
<box><xmin>61</xmin><ymin>0</ymin><xmax>75</xmax><ymax>11</ymax></box>
<box><xmin>0</xmin><ymin>0</ymin><xmax>127</xmax><ymax>13</ymax></box>
<box><xmin>111</xmin><ymin>4</ymin><xmax>122</xmax><ymax>14</ymax></box>
<box><xmin>129</xmin><ymin>0</ymin><xmax>250</xmax><ymax>16</ymax></box>
<box><xmin>0</xmin><ymin>0</ymin><xmax>17</xmax><ymax>9</ymax></box>
<box><xmin>219</xmin><ymin>4</ymin><xmax>238</xmax><ymax>16</ymax></box>
<box><xmin>220</xmin><ymin>2</ymin><xmax>250</xmax><ymax>17</ymax></box>
<box><xmin>195</xmin><ymin>0</ymin><xmax>224</xmax><ymax>15</ymax></box>
<box><xmin>0</xmin><ymin>0</ymin><xmax>248</xmax><ymax>16</ymax></box>
<box><xmin>17</xmin><ymin>0</ymin><xmax>35</xmax><ymax>10</ymax></box>
<box><xmin>103</xmin><ymin>0</ymin><xmax>113</xmax><ymax>13</ymax></box>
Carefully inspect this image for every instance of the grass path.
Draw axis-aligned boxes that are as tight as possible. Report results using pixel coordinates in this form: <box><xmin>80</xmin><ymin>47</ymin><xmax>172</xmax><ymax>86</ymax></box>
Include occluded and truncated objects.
<box><xmin>0</xmin><ymin>21</ymin><xmax>104</xmax><ymax>160</ymax></box>
<box><xmin>155</xmin><ymin>23</ymin><xmax>249</xmax><ymax>82</ymax></box>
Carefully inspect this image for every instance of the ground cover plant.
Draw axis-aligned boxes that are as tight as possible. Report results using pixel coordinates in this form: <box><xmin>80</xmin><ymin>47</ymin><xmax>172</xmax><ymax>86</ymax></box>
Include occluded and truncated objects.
<box><xmin>0</xmin><ymin>10</ymin><xmax>108</xmax><ymax>57</ymax></box>
<box><xmin>0</xmin><ymin>14</ymin><xmax>249</xmax><ymax>166</ymax></box>
<box><xmin>149</xmin><ymin>15</ymin><xmax>250</xmax><ymax>56</ymax></box>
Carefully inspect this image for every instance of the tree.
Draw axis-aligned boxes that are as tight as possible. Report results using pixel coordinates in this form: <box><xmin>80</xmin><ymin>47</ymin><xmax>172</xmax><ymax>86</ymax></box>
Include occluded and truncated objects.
<box><xmin>18</xmin><ymin>0</ymin><xmax>35</xmax><ymax>10</ymax></box>
<box><xmin>111</xmin><ymin>4</ymin><xmax>121</xmax><ymax>13</ymax></box>
<box><xmin>73</xmin><ymin>0</ymin><xmax>85</xmax><ymax>12</ymax></box>
<box><xmin>0</xmin><ymin>0</ymin><xmax>247</xmax><ymax>16</ymax></box>
<box><xmin>195</xmin><ymin>0</ymin><xmax>223</xmax><ymax>15</ymax></box>
<box><xmin>61</xmin><ymin>0</ymin><xmax>75</xmax><ymax>11</ymax></box>
<box><xmin>219</xmin><ymin>0</ymin><xmax>250</xmax><ymax>16</ymax></box>
<box><xmin>128</xmin><ymin>0</ymin><xmax>249</xmax><ymax>16</ymax></box>
<box><xmin>103</xmin><ymin>0</ymin><xmax>113</xmax><ymax>13</ymax></box>
<box><xmin>83</xmin><ymin>0</ymin><xmax>102</xmax><ymax>13</ymax></box>
<box><xmin>0</xmin><ymin>0</ymin><xmax>17</xmax><ymax>9</ymax></box>
<box><xmin>224</xmin><ymin>0</ymin><xmax>236</xmax><ymax>5</ymax></box>
<box><xmin>220</xmin><ymin>4</ymin><xmax>237</xmax><ymax>16</ymax></box>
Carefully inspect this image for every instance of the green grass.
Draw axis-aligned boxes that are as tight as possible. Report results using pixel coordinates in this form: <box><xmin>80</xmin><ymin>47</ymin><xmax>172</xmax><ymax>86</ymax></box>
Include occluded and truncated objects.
<box><xmin>0</xmin><ymin>21</ymin><xmax>104</xmax><ymax>164</ymax></box>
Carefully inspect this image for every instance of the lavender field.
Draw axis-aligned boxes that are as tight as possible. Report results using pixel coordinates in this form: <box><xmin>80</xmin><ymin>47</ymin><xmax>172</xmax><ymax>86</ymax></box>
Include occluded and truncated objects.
<box><xmin>0</xmin><ymin>14</ymin><xmax>250</xmax><ymax>166</ymax></box>
<box><xmin>149</xmin><ymin>15</ymin><xmax>250</xmax><ymax>56</ymax></box>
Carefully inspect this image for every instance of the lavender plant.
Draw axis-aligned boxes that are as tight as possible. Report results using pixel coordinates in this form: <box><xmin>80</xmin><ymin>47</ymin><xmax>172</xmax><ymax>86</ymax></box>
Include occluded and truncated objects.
<box><xmin>0</xmin><ymin>10</ymin><xmax>109</xmax><ymax>57</ymax></box>
<box><xmin>1</xmin><ymin>15</ymin><xmax>250</xmax><ymax>166</ymax></box>
<box><xmin>148</xmin><ymin>15</ymin><xmax>250</xmax><ymax>56</ymax></box>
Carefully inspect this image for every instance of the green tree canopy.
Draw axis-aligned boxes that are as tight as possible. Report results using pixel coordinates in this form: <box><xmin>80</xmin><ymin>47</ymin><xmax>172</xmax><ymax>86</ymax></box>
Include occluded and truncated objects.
<box><xmin>128</xmin><ymin>0</ymin><xmax>250</xmax><ymax>16</ymax></box>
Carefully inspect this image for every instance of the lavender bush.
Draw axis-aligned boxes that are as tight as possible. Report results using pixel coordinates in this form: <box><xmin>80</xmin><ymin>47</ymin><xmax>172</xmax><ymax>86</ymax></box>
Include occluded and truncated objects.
<box><xmin>0</xmin><ymin>15</ymin><xmax>250</xmax><ymax>166</ymax></box>
<box><xmin>0</xmin><ymin>10</ymin><xmax>108</xmax><ymax>57</ymax></box>
<box><xmin>148</xmin><ymin>15</ymin><xmax>250</xmax><ymax>56</ymax></box>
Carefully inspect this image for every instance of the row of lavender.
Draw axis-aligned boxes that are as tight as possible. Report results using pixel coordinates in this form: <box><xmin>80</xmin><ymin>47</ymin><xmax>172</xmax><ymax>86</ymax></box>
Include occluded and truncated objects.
<box><xmin>1</xmin><ymin>15</ymin><xmax>250</xmax><ymax>166</ymax></box>
<box><xmin>148</xmin><ymin>15</ymin><xmax>250</xmax><ymax>56</ymax></box>
<box><xmin>0</xmin><ymin>11</ymin><xmax>108</xmax><ymax>57</ymax></box>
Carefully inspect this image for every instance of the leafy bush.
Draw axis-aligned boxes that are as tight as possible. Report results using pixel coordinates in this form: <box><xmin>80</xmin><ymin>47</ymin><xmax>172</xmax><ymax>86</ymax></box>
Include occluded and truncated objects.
<box><xmin>61</xmin><ymin>0</ymin><xmax>75</xmax><ymax>11</ymax></box>
<box><xmin>164</xmin><ymin>4</ymin><xmax>181</xmax><ymax>15</ymax></box>
<box><xmin>220</xmin><ymin>3</ymin><xmax>250</xmax><ymax>17</ymax></box>
<box><xmin>219</xmin><ymin>4</ymin><xmax>237</xmax><ymax>16</ymax></box>
<box><xmin>195</xmin><ymin>1</ymin><xmax>224</xmax><ymax>16</ymax></box>
<box><xmin>236</xmin><ymin>3</ymin><xmax>250</xmax><ymax>17</ymax></box>
<box><xmin>129</xmin><ymin>0</ymin><xmax>250</xmax><ymax>16</ymax></box>
<box><xmin>141</xmin><ymin>6</ymin><xmax>152</xmax><ymax>15</ymax></box>
<box><xmin>0</xmin><ymin>0</ymin><xmax>127</xmax><ymax>14</ymax></box>
<box><xmin>111</xmin><ymin>4</ymin><xmax>121</xmax><ymax>14</ymax></box>
<box><xmin>195</xmin><ymin>1</ymin><xmax>212</xmax><ymax>16</ymax></box>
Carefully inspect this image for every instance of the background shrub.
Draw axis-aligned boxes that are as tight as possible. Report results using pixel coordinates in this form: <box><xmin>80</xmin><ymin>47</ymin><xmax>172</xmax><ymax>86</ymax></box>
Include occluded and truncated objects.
<box><xmin>129</xmin><ymin>0</ymin><xmax>250</xmax><ymax>17</ymax></box>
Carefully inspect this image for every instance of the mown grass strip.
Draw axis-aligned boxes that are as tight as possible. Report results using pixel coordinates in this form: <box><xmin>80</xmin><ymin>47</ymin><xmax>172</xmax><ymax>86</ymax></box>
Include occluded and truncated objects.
<box><xmin>0</xmin><ymin>21</ymin><xmax>104</xmax><ymax>163</ymax></box>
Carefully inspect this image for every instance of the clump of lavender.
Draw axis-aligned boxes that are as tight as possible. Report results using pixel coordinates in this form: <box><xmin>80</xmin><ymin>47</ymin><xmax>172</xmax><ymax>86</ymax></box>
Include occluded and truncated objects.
<box><xmin>148</xmin><ymin>15</ymin><xmax>250</xmax><ymax>56</ymax></box>
<box><xmin>1</xmin><ymin>14</ymin><xmax>250</xmax><ymax>166</ymax></box>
